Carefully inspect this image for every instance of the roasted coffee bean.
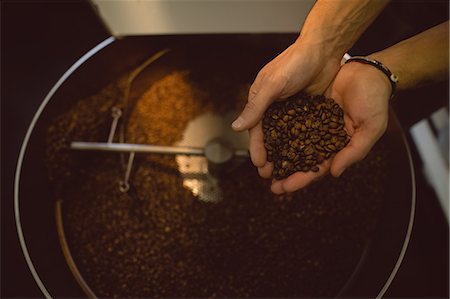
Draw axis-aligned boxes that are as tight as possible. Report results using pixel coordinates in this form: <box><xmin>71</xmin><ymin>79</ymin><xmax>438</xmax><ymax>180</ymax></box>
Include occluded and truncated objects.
<box><xmin>315</xmin><ymin>144</ymin><xmax>324</xmax><ymax>151</ymax></box>
<box><xmin>287</xmin><ymin>151</ymin><xmax>296</xmax><ymax>160</ymax></box>
<box><xmin>305</xmin><ymin>119</ymin><xmax>312</xmax><ymax>128</ymax></box>
<box><xmin>327</xmin><ymin>144</ymin><xmax>336</xmax><ymax>151</ymax></box>
<box><xmin>263</xmin><ymin>93</ymin><xmax>350</xmax><ymax>179</ymax></box>
<box><xmin>329</xmin><ymin>122</ymin><xmax>338</xmax><ymax>129</ymax></box>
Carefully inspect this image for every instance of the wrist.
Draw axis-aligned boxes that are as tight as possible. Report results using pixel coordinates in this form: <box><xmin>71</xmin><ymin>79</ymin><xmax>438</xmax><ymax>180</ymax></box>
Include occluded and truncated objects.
<box><xmin>293</xmin><ymin>36</ymin><xmax>343</xmax><ymax>64</ymax></box>
<box><xmin>345</xmin><ymin>56</ymin><xmax>398</xmax><ymax>99</ymax></box>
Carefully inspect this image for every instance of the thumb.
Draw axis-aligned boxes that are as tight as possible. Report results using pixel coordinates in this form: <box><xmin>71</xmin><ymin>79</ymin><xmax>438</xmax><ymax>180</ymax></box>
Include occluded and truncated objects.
<box><xmin>232</xmin><ymin>81</ymin><xmax>282</xmax><ymax>131</ymax></box>
<box><xmin>330</xmin><ymin>130</ymin><xmax>377</xmax><ymax>177</ymax></box>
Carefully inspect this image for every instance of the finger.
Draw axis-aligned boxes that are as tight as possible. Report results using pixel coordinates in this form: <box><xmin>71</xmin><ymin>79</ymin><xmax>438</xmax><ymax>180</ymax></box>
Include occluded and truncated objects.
<box><xmin>257</xmin><ymin>161</ymin><xmax>273</xmax><ymax>179</ymax></box>
<box><xmin>232</xmin><ymin>79</ymin><xmax>282</xmax><ymax>131</ymax></box>
<box><xmin>270</xmin><ymin>160</ymin><xmax>331</xmax><ymax>194</ymax></box>
<box><xmin>248</xmin><ymin>78</ymin><xmax>260</xmax><ymax>102</ymax></box>
<box><xmin>281</xmin><ymin>159</ymin><xmax>331</xmax><ymax>192</ymax></box>
<box><xmin>248</xmin><ymin>122</ymin><xmax>267</xmax><ymax>167</ymax></box>
<box><xmin>330</xmin><ymin>129</ymin><xmax>376</xmax><ymax>177</ymax></box>
<box><xmin>271</xmin><ymin>179</ymin><xmax>286</xmax><ymax>194</ymax></box>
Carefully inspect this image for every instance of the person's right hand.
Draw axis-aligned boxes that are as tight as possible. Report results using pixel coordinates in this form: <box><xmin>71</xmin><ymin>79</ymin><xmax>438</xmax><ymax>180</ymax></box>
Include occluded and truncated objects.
<box><xmin>231</xmin><ymin>40</ymin><xmax>341</xmax><ymax>181</ymax></box>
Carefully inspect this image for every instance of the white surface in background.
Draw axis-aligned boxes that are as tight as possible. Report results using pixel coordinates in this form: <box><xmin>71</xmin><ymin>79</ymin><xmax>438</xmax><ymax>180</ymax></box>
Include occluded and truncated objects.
<box><xmin>430</xmin><ymin>107</ymin><xmax>449</xmax><ymax>164</ymax></box>
<box><xmin>410</xmin><ymin>108</ymin><xmax>449</xmax><ymax>221</ymax></box>
<box><xmin>90</xmin><ymin>0</ymin><xmax>314</xmax><ymax>36</ymax></box>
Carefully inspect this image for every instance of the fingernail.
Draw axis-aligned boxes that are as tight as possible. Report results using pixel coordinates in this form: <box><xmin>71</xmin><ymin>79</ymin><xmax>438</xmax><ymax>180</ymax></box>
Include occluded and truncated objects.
<box><xmin>336</xmin><ymin>168</ymin><xmax>345</xmax><ymax>177</ymax></box>
<box><xmin>231</xmin><ymin>116</ymin><xmax>244</xmax><ymax>130</ymax></box>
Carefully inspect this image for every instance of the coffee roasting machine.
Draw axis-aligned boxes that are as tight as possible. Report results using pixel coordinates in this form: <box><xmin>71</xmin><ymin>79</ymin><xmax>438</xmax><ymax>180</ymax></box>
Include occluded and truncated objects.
<box><xmin>3</xmin><ymin>1</ymin><xmax>448</xmax><ymax>298</ymax></box>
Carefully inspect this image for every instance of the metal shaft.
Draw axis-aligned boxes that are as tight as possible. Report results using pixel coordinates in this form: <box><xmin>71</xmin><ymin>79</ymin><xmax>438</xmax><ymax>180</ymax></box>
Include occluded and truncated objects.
<box><xmin>70</xmin><ymin>141</ymin><xmax>249</xmax><ymax>157</ymax></box>
<box><xmin>71</xmin><ymin>142</ymin><xmax>205</xmax><ymax>156</ymax></box>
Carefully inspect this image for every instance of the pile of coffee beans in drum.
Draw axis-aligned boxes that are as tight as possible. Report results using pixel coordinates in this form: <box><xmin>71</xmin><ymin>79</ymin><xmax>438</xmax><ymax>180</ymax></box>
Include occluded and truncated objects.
<box><xmin>47</xmin><ymin>69</ymin><xmax>388</xmax><ymax>299</ymax></box>
<box><xmin>263</xmin><ymin>93</ymin><xmax>350</xmax><ymax>179</ymax></box>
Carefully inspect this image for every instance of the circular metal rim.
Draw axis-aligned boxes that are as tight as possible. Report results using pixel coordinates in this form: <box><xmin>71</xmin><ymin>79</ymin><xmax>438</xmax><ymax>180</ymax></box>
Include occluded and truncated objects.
<box><xmin>13</xmin><ymin>36</ymin><xmax>116</xmax><ymax>299</ymax></box>
<box><xmin>375</xmin><ymin>117</ymin><xmax>416</xmax><ymax>299</ymax></box>
<box><xmin>14</xmin><ymin>36</ymin><xmax>416</xmax><ymax>299</ymax></box>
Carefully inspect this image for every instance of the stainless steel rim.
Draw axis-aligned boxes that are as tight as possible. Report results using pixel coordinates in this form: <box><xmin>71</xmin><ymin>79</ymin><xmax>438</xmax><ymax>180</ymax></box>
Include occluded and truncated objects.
<box><xmin>376</xmin><ymin>115</ymin><xmax>416</xmax><ymax>299</ymax></box>
<box><xmin>13</xmin><ymin>36</ymin><xmax>116</xmax><ymax>299</ymax></box>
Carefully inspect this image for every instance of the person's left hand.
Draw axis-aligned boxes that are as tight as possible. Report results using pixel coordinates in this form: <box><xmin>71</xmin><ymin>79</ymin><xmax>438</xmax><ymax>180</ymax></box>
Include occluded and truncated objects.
<box><xmin>269</xmin><ymin>59</ymin><xmax>392</xmax><ymax>194</ymax></box>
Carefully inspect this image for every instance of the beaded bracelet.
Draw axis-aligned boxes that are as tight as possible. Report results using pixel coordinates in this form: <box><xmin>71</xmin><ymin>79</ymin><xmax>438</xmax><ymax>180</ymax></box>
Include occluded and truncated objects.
<box><xmin>344</xmin><ymin>56</ymin><xmax>399</xmax><ymax>99</ymax></box>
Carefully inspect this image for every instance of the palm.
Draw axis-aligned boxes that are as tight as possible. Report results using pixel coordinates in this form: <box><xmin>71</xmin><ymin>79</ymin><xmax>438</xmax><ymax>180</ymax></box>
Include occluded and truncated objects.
<box><xmin>270</xmin><ymin>62</ymin><xmax>391</xmax><ymax>194</ymax></box>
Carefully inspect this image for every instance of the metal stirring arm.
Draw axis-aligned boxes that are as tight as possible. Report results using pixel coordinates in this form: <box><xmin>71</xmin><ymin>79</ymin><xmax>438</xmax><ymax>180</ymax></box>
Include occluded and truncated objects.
<box><xmin>70</xmin><ymin>139</ymin><xmax>249</xmax><ymax>193</ymax></box>
<box><xmin>71</xmin><ymin>104</ymin><xmax>248</xmax><ymax>158</ymax></box>
<box><xmin>71</xmin><ymin>142</ymin><xmax>204</xmax><ymax>155</ymax></box>
<box><xmin>70</xmin><ymin>106</ymin><xmax>249</xmax><ymax>193</ymax></box>
<box><xmin>70</xmin><ymin>141</ymin><xmax>248</xmax><ymax>158</ymax></box>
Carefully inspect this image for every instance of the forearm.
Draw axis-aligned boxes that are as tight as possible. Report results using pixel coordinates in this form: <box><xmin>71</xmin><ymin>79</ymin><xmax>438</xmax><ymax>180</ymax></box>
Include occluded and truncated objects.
<box><xmin>298</xmin><ymin>0</ymin><xmax>390</xmax><ymax>58</ymax></box>
<box><xmin>370</xmin><ymin>21</ymin><xmax>449</xmax><ymax>91</ymax></box>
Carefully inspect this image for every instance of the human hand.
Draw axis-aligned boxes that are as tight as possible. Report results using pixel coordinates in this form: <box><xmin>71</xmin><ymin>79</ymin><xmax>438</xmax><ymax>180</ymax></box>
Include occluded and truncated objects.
<box><xmin>270</xmin><ymin>59</ymin><xmax>392</xmax><ymax>194</ymax></box>
<box><xmin>231</xmin><ymin>41</ymin><xmax>341</xmax><ymax>179</ymax></box>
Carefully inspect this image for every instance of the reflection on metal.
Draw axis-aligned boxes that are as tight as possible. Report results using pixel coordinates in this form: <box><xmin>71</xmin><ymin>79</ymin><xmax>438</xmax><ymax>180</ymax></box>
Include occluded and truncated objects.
<box><xmin>176</xmin><ymin>112</ymin><xmax>249</xmax><ymax>202</ymax></box>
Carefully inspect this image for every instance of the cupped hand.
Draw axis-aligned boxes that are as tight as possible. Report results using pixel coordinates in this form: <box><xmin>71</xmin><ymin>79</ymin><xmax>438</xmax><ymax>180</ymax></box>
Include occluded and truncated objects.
<box><xmin>231</xmin><ymin>40</ymin><xmax>341</xmax><ymax>173</ymax></box>
<box><xmin>271</xmin><ymin>60</ymin><xmax>392</xmax><ymax>194</ymax></box>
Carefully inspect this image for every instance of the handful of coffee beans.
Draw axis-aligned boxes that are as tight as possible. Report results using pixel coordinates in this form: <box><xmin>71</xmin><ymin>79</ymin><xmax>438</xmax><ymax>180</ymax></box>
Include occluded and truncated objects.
<box><xmin>263</xmin><ymin>93</ymin><xmax>349</xmax><ymax>179</ymax></box>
